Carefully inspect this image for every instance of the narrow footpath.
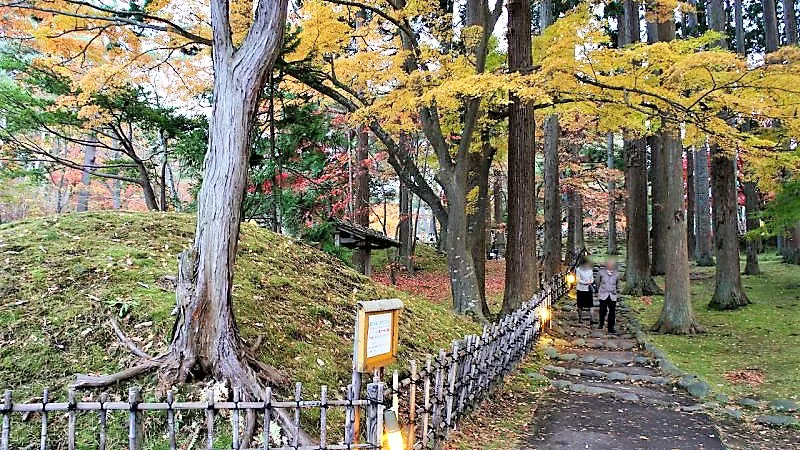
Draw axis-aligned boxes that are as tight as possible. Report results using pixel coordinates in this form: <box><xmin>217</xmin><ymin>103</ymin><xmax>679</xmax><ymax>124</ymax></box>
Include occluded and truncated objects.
<box><xmin>522</xmin><ymin>296</ymin><xmax>726</xmax><ymax>450</ymax></box>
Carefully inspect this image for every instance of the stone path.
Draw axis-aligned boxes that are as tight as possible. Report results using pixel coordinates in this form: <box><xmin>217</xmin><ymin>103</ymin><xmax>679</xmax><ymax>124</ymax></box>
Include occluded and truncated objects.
<box><xmin>521</xmin><ymin>298</ymin><xmax>727</xmax><ymax>450</ymax></box>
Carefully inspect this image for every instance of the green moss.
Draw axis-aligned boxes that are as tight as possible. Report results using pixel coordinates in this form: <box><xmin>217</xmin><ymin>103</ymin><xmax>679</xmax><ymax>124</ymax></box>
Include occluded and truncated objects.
<box><xmin>630</xmin><ymin>254</ymin><xmax>800</xmax><ymax>400</ymax></box>
<box><xmin>0</xmin><ymin>211</ymin><xmax>480</xmax><ymax>402</ymax></box>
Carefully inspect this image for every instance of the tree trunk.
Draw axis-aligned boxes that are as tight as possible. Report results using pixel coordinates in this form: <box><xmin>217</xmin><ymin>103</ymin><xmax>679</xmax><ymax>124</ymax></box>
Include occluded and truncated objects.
<box><xmin>607</xmin><ymin>133</ymin><xmax>618</xmax><ymax>255</ymax></box>
<box><xmin>566</xmin><ymin>188</ymin><xmax>576</xmax><ymax>260</ymax></box>
<box><xmin>694</xmin><ymin>142</ymin><xmax>714</xmax><ymax>265</ymax></box>
<box><xmin>734</xmin><ymin>0</ymin><xmax>745</xmax><ymax>54</ymax></box>
<box><xmin>622</xmin><ymin>0</ymin><xmax>640</xmax><ymax>45</ymax></box>
<box><xmin>784</xmin><ymin>0</ymin><xmax>798</xmax><ymax>45</ymax></box>
<box><xmin>574</xmin><ymin>182</ymin><xmax>584</xmax><ymax>252</ymax></box>
<box><xmin>492</xmin><ymin>170</ymin><xmax>505</xmax><ymax>225</ymax></box>
<box><xmin>708</xmin><ymin>147</ymin><xmax>749</xmax><ymax>309</ymax></box>
<box><xmin>542</xmin><ymin>114</ymin><xmax>562</xmax><ymax>278</ymax></box>
<box><xmin>686</xmin><ymin>147</ymin><xmax>696</xmax><ymax>259</ymax></box>
<box><xmin>156</xmin><ymin>4</ymin><xmax>297</xmax><ymax>437</ymax></box>
<box><xmin>443</xmin><ymin>167</ymin><xmax>485</xmax><ymax>320</ymax></box>
<box><xmin>504</xmin><ymin>0</ymin><xmax>539</xmax><ymax>313</ymax></box>
<box><xmin>76</xmin><ymin>136</ymin><xmax>97</xmax><ymax>212</ymax></box>
<box><xmin>786</xmin><ymin>225</ymin><xmax>800</xmax><ymax>264</ymax></box>
<box><xmin>399</xmin><ymin>183</ymin><xmax>412</xmax><ymax>270</ymax></box>
<box><xmin>467</xmin><ymin>132</ymin><xmax>495</xmax><ymax>316</ymax></box>
<box><xmin>623</xmin><ymin>138</ymin><xmax>662</xmax><ymax>295</ymax></box>
<box><xmin>653</xmin><ymin>127</ymin><xmax>702</xmax><ymax>333</ymax></box>
<box><xmin>398</xmin><ymin>134</ymin><xmax>413</xmax><ymax>271</ymax></box>
<box><xmin>765</xmin><ymin>0</ymin><xmax>780</xmax><ymax>52</ymax></box>
<box><xmin>352</xmin><ymin>128</ymin><xmax>371</xmax><ymax>275</ymax></box>
<box><xmin>652</xmin><ymin>18</ymin><xmax>701</xmax><ymax>334</ymax></box>
<box><xmin>743</xmin><ymin>181</ymin><xmax>762</xmax><ymax>275</ymax></box>
<box><xmin>649</xmin><ymin>135</ymin><xmax>666</xmax><ymax>275</ymax></box>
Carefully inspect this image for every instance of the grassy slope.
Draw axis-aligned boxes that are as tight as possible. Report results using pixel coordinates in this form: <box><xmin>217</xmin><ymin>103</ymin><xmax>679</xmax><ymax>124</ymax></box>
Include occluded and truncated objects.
<box><xmin>629</xmin><ymin>252</ymin><xmax>800</xmax><ymax>401</ymax></box>
<box><xmin>0</xmin><ymin>211</ymin><xmax>480</xmax><ymax>400</ymax></box>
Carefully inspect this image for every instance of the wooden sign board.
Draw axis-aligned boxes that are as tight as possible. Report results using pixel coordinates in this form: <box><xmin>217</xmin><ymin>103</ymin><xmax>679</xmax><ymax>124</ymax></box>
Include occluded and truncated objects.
<box><xmin>355</xmin><ymin>299</ymin><xmax>403</xmax><ymax>372</ymax></box>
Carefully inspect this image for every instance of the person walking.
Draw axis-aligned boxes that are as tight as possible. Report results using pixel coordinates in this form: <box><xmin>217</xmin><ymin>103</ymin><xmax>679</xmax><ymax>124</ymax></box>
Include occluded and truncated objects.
<box><xmin>597</xmin><ymin>258</ymin><xmax>621</xmax><ymax>334</ymax></box>
<box><xmin>575</xmin><ymin>256</ymin><xmax>594</xmax><ymax>322</ymax></box>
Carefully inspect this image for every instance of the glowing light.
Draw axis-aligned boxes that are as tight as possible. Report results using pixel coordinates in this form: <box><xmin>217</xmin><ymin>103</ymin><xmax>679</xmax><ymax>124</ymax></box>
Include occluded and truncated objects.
<box><xmin>566</xmin><ymin>272</ymin><xmax>576</xmax><ymax>285</ymax></box>
<box><xmin>540</xmin><ymin>307</ymin><xmax>551</xmax><ymax>323</ymax></box>
<box><xmin>383</xmin><ymin>410</ymin><xmax>405</xmax><ymax>450</ymax></box>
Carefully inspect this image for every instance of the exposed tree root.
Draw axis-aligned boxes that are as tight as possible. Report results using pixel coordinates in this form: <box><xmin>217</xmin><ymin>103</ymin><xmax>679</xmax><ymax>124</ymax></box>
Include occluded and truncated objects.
<box><xmin>651</xmin><ymin>319</ymin><xmax>704</xmax><ymax>335</ymax></box>
<box><xmin>73</xmin><ymin>315</ymin><xmax>306</xmax><ymax>447</ymax></box>
<box><xmin>621</xmin><ymin>277</ymin><xmax>663</xmax><ymax>296</ymax></box>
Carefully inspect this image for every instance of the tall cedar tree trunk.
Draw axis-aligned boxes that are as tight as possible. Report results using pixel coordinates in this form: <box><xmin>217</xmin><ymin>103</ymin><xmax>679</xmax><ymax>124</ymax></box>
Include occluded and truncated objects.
<box><xmin>504</xmin><ymin>0</ymin><xmax>539</xmax><ymax>313</ymax></box>
<box><xmin>783</xmin><ymin>0</ymin><xmax>798</xmax><ymax>45</ymax></box>
<box><xmin>492</xmin><ymin>170</ymin><xmax>506</xmax><ymax>257</ymax></box>
<box><xmin>76</xmin><ymin>136</ymin><xmax>97</xmax><ymax>212</ymax></box>
<box><xmin>352</xmin><ymin>128</ymin><xmax>371</xmax><ymax>275</ymax></box>
<box><xmin>709</xmin><ymin>151</ymin><xmax>749</xmax><ymax>308</ymax></box>
<box><xmin>566</xmin><ymin>188</ymin><xmax>576</xmax><ymax>259</ymax></box>
<box><xmin>649</xmin><ymin>135</ymin><xmax>666</xmax><ymax>275</ymax></box>
<box><xmin>707</xmin><ymin>0</ymin><xmax>749</xmax><ymax>309</ymax></box>
<box><xmin>542</xmin><ymin>114</ymin><xmax>562</xmax><ymax>278</ymax></box>
<box><xmin>694</xmin><ymin>143</ymin><xmax>714</xmax><ymax>265</ymax></box>
<box><xmin>765</xmin><ymin>0</ymin><xmax>780</xmax><ymax>52</ymax></box>
<box><xmin>652</xmin><ymin>19</ymin><xmax>702</xmax><ymax>334</ymax></box>
<box><xmin>623</xmin><ymin>139</ymin><xmax>662</xmax><ymax>295</ymax></box>
<box><xmin>620</xmin><ymin>0</ymin><xmax>660</xmax><ymax>295</ymax></box>
<box><xmin>734</xmin><ymin>0</ymin><xmax>745</xmax><ymax>54</ymax></box>
<box><xmin>398</xmin><ymin>134</ymin><xmax>413</xmax><ymax>271</ymax></box>
<box><xmin>653</xmin><ymin>127</ymin><xmax>702</xmax><ymax>333</ymax></box>
<box><xmin>743</xmin><ymin>181</ymin><xmax>762</xmax><ymax>274</ymax></box>
<box><xmin>607</xmin><ymin>133</ymin><xmax>618</xmax><ymax>255</ymax></box>
<box><xmin>541</xmin><ymin>0</ymin><xmax>560</xmax><ymax>279</ymax></box>
<box><xmin>574</xmin><ymin>181</ymin><xmax>585</xmax><ymax>251</ymax></box>
<box><xmin>686</xmin><ymin>148</ymin><xmax>696</xmax><ymax>259</ymax></box>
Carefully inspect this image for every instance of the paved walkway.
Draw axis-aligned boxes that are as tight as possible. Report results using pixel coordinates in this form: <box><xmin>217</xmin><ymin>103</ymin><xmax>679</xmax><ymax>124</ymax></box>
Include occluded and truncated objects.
<box><xmin>522</xmin><ymin>297</ymin><xmax>727</xmax><ymax>450</ymax></box>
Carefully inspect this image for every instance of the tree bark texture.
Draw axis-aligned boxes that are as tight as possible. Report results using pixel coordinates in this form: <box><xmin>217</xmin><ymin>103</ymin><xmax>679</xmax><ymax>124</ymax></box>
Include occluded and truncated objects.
<box><xmin>504</xmin><ymin>0</ymin><xmax>539</xmax><ymax>313</ymax></box>
<box><xmin>708</xmin><ymin>148</ymin><xmax>749</xmax><ymax>309</ymax></box>
<box><xmin>353</xmin><ymin>128</ymin><xmax>371</xmax><ymax>275</ymax></box>
<box><xmin>694</xmin><ymin>143</ymin><xmax>714</xmax><ymax>265</ymax></box>
<box><xmin>607</xmin><ymin>133</ymin><xmax>618</xmax><ymax>255</ymax></box>
<box><xmin>623</xmin><ymin>139</ymin><xmax>662</xmax><ymax>295</ymax></box>
<box><xmin>649</xmin><ymin>135</ymin><xmax>666</xmax><ymax>275</ymax></box>
<box><xmin>467</xmin><ymin>133</ymin><xmax>495</xmax><ymax>316</ymax></box>
<box><xmin>543</xmin><ymin>114</ymin><xmax>562</xmax><ymax>279</ymax></box>
<box><xmin>783</xmin><ymin>0</ymin><xmax>798</xmax><ymax>45</ymax></box>
<box><xmin>743</xmin><ymin>181</ymin><xmax>762</xmax><ymax>275</ymax></box>
<box><xmin>76</xmin><ymin>136</ymin><xmax>97</xmax><ymax>212</ymax></box>
<box><xmin>686</xmin><ymin>147</ymin><xmax>696</xmax><ymax>259</ymax></box>
<box><xmin>653</xmin><ymin>128</ymin><xmax>702</xmax><ymax>333</ymax></box>
<box><xmin>765</xmin><ymin>0</ymin><xmax>780</xmax><ymax>52</ymax></box>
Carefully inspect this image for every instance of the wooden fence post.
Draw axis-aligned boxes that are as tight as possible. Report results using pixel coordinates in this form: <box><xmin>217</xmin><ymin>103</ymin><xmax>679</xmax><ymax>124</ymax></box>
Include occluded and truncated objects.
<box><xmin>128</xmin><ymin>386</ymin><xmax>142</xmax><ymax>450</ymax></box>
<box><xmin>206</xmin><ymin>387</ymin><xmax>215</xmax><ymax>450</ymax></box>
<box><xmin>68</xmin><ymin>388</ymin><xmax>77</xmax><ymax>450</ymax></box>
<box><xmin>365</xmin><ymin>381</ymin><xmax>383</xmax><ymax>447</ymax></box>
<box><xmin>408</xmin><ymin>360</ymin><xmax>417</xmax><ymax>450</ymax></box>
<box><xmin>99</xmin><ymin>392</ymin><xmax>108</xmax><ymax>450</ymax></box>
<box><xmin>166</xmin><ymin>390</ymin><xmax>176</xmax><ymax>450</ymax></box>
<box><xmin>232</xmin><ymin>387</ymin><xmax>241</xmax><ymax>450</ymax></box>
<box><xmin>263</xmin><ymin>387</ymin><xmax>273</xmax><ymax>450</ymax></box>
<box><xmin>39</xmin><ymin>388</ymin><xmax>48</xmax><ymax>450</ymax></box>
<box><xmin>421</xmin><ymin>356</ymin><xmax>432</xmax><ymax>448</ymax></box>
<box><xmin>1</xmin><ymin>390</ymin><xmax>11</xmax><ymax>450</ymax></box>
<box><xmin>319</xmin><ymin>385</ymin><xmax>328</xmax><ymax>449</ymax></box>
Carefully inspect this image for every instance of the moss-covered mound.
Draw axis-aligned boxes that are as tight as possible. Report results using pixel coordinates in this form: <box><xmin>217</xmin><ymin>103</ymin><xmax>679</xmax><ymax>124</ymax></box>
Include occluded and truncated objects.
<box><xmin>0</xmin><ymin>212</ymin><xmax>479</xmax><ymax>398</ymax></box>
